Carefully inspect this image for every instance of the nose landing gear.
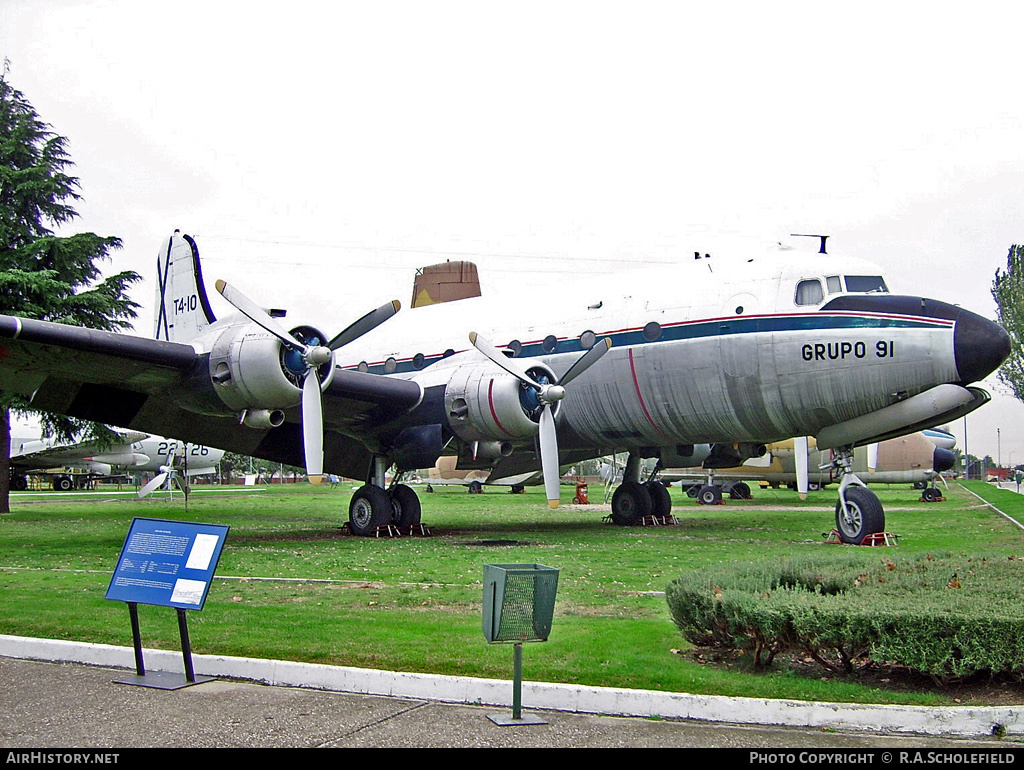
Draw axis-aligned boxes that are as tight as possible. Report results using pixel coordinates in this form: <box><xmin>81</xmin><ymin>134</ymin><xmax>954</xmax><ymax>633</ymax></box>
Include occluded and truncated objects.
<box><xmin>831</xmin><ymin>445</ymin><xmax>886</xmax><ymax>544</ymax></box>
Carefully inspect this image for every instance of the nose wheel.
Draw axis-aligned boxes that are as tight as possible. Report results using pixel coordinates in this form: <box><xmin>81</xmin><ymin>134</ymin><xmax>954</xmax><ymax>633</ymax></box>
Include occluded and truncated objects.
<box><xmin>831</xmin><ymin>446</ymin><xmax>886</xmax><ymax>544</ymax></box>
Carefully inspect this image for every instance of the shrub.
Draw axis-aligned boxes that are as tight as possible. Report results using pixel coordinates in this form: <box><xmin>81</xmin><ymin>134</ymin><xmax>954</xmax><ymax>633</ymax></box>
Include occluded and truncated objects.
<box><xmin>665</xmin><ymin>551</ymin><xmax>1024</xmax><ymax>681</ymax></box>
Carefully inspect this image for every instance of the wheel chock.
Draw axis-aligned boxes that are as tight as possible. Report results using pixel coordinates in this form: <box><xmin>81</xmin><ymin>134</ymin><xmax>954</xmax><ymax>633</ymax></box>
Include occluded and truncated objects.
<box><xmin>824</xmin><ymin>529</ymin><xmax>898</xmax><ymax>546</ymax></box>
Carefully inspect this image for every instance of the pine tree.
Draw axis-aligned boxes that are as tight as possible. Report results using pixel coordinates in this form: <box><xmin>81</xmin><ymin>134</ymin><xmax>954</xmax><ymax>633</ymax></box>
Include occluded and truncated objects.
<box><xmin>0</xmin><ymin>73</ymin><xmax>141</xmax><ymax>511</ymax></box>
<box><xmin>992</xmin><ymin>245</ymin><xmax>1024</xmax><ymax>404</ymax></box>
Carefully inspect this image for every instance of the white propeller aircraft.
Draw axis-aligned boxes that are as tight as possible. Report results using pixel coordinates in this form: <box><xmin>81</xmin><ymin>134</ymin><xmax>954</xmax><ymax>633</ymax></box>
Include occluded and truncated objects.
<box><xmin>0</xmin><ymin>231</ymin><xmax>1009</xmax><ymax>541</ymax></box>
<box><xmin>9</xmin><ymin>430</ymin><xmax>223</xmax><ymax>491</ymax></box>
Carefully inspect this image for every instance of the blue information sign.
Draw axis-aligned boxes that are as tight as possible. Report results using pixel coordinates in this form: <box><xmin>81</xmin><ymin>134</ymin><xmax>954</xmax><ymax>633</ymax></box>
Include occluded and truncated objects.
<box><xmin>105</xmin><ymin>518</ymin><xmax>229</xmax><ymax>610</ymax></box>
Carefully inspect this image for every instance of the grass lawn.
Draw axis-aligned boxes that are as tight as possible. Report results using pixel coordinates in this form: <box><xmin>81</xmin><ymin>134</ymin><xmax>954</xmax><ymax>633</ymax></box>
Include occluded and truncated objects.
<box><xmin>2</xmin><ymin>478</ymin><xmax>1023</xmax><ymax>706</ymax></box>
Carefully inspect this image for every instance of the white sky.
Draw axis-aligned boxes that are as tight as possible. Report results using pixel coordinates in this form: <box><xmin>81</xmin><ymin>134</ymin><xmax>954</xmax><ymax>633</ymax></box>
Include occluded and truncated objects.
<box><xmin>2</xmin><ymin>1</ymin><xmax>1024</xmax><ymax>462</ymax></box>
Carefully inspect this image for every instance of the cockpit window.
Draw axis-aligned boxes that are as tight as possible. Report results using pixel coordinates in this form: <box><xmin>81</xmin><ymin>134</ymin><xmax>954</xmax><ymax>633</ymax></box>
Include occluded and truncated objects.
<box><xmin>795</xmin><ymin>279</ymin><xmax>824</xmax><ymax>306</ymax></box>
<box><xmin>826</xmin><ymin>276</ymin><xmax>842</xmax><ymax>294</ymax></box>
<box><xmin>844</xmin><ymin>275</ymin><xmax>888</xmax><ymax>293</ymax></box>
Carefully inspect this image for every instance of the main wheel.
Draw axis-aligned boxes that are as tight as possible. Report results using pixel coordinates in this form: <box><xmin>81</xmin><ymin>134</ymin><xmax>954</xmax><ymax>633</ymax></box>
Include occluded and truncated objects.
<box><xmin>54</xmin><ymin>476</ymin><xmax>73</xmax><ymax>492</ymax></box>
<box><xmin>349</xmin><ymin>485</ymin><xmax>393</xmax><ymax>536</ymax></box>
<box><xmin>834</xmin><ymin>486</ymin><xmax>885</xmax><ymax>544</ymax></box>
<box><xmin>697</xmin><ymin>485</ymin><xmax>722</xmax><ymax>505</ymax></box>
<box><xmin>645</xmin><ymin>481</ymin><xmax>672</xmax><ymax>517</ymax></box>
<box><xmin>610</xmin><ymin>481</ymin><xmax>652</xmax><ymax>525</ymax></box>
<box><xmin>389</xmin><ymin>484</ymin><xmax>421</xmax><ymax>528</ymax></box>
<box><xmin>686</xmin><ymin>484</ymin><xmax>699</xmax><ymax>498</ymax></box>
<box><xmin>921</xmin><ymin>486</ymin><xmax>940</xmax><ymax>503</ymax></box>
<box><xmin>728</xmin><ymin>482</ymin><xmax>751</xmax><ymax>500</ymax></box>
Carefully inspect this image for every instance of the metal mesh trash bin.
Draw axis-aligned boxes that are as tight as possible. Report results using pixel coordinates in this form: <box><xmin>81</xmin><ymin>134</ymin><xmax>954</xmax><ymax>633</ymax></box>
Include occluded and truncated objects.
<box><xmin>483</xmin><ymin>563</ymin><xmax>559</xmax><ymax>644</ymax></box>
<box><xmin>482</xmin><ymin>563</ymin><xmax>560</xmax><ymax>725</ymax></box>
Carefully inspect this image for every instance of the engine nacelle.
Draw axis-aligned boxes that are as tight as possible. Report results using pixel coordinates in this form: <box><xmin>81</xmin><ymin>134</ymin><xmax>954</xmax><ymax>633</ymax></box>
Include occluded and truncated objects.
<box><xmin>443</xmin><ymin>361</ymin><xmax>557</xmax><ymax>444</ymax></box>
<box><xmin>206</xmin><ymin>322</ymin><xmax>334</xmax><ymax>414</ymax></box>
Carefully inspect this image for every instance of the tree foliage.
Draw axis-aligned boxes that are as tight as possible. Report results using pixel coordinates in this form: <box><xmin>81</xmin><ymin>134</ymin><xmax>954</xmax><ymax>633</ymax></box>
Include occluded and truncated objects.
<box><xmin>992</xmin><ymin>244</ymin><xmax>1024</xmax><ymax>403</ymax></box>
<box><xmin>0</xmin><ymin>74</ymin><xmax>141</xmax><ymax>510</ymax></box>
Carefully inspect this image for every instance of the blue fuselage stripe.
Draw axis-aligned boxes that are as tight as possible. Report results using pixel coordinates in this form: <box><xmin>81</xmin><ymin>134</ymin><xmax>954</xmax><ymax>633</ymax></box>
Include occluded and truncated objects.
<box><xmin>347</xmin><ymin>312</ymin><xmax>952</xmax><ymax>376</ymax></box>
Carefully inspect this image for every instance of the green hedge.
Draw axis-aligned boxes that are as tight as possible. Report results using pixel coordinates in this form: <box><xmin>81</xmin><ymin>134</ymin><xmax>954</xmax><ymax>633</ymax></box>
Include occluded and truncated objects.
<box><xmin>665</xmin><ymin>551</ymin><xmax>1024</xmax><ymax>681</ymax></box>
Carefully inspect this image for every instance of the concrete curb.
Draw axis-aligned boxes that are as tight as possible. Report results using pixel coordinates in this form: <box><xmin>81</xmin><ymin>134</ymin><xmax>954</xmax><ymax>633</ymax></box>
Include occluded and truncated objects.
<box><xmin>3</xmin><ymin>634</ymin><xmax>1020</xmax><ymax>738</ymax></box>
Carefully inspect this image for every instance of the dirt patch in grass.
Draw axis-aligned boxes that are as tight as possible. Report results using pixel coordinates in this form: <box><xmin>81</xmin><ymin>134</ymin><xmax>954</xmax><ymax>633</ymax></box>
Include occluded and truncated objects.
<box><xmin>453</xmin><ymin>539</ymin><xmax>540</xmax><ymax>547</ymax></box>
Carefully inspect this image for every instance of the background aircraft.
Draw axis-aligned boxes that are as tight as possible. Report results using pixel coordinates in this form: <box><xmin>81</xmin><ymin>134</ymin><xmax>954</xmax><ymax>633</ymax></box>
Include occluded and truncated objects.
<box><xmin>0</xmin><ymin>232</ymin><xmax>1009</xmax><ymax>543</ymax></box>
<box><xmin>10</xmin><ymin>431</ymin><xmax>224</xmax><ymax>491</ymax></box>
<box><xmin>660</xmin><ymin>430</ymin><xmax>956</xmax><ymax>505</ymax></box>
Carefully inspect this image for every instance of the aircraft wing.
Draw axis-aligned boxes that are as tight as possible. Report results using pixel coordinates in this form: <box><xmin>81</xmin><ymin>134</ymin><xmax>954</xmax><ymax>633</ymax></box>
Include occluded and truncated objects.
<box><xmin>10</xmin><ymin>429</ymin><xmax>149</xmax><ymax>471</ymax></box>
<box><xmin>0</xmin><ymin>315</ymin><xmax>422</xmax><ymax>479</ymax></box>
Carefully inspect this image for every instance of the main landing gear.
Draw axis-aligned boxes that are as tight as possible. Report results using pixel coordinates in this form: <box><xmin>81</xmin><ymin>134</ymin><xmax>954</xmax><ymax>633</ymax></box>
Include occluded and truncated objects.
<box><xmin>831</xmin><ymin>445</ymin><xmax>885</xmax><ymax>544</ymax></box>
<box><xmin>609</xmin><ymin>455</ymin><xmax>673</xmax><ymax>525</ymax></box>
<box><xmin>347</xmin><ymin>459</ymin><xmax>422</xmax><ymax>536</ymax></box>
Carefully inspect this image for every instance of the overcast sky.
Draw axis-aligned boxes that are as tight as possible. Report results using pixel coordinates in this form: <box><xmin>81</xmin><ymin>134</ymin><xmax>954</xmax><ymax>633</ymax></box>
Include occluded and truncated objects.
<box><xmin>3</xmin><ymin>1</ymin><xmax>1024</xmax><ymax>462</ymax></box>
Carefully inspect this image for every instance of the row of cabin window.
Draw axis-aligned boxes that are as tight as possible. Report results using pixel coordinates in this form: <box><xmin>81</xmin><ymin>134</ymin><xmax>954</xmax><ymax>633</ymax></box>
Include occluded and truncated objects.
<box><xmin>356</xmin><ymin>327</ymin><xmax>658</xmax><ymax>373</ymax></box>
<box><xmin>357</xmin><ymin>275</ymin><xmax>890</xmax><ymax>372</ymax></box>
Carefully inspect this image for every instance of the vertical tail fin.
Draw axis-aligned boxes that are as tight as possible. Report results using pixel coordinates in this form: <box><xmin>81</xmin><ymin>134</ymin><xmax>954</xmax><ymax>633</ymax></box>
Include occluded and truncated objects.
<box><xmin>154</xmin><ymin>230</ymin><xmax>217</xmax><ymax>342</ymax></box>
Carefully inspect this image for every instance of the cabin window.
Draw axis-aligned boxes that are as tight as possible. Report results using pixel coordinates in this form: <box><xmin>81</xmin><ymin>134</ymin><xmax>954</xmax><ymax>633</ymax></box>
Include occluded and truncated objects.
<box><xmin>795</xmin><ymin>279</ymin><xmax>824</xmax><ymax>306</ymax></box>
<box><xmin>413</xmin><ymin>353</ymin><xmax>425</xmax><ymax>370</ymax></box>
<box><xmin>507</xmin><ymin>340</ymin><xmax>522</xmax><ymax>357</ymax></box>
<box><xmin>579</xmin><ymin>330</ymin><xmax>596</xmax><ymax>350</ymax></box>
<box><xmin>542</xmin><ymin>335</ymin><xmax>559</xmax><ymax>354</ymax></box>
<box><xmin>384</xmin><ymin>357</ymin><xmax>398</xmax><ymax>374</ymax></box>
<box><xmin>358</xmin><ymin>361</ymin><xmax>369</xmax><ymax>373</ymax></box>
<box><xmin>826</xmin><ymin>276</ymin><xmax>842</xmax><ymax>294</ymax></box>
<box><xmin>643</xmin><ymin>321</ymin><xmax>662</xmax><ymax>341</ymax></box>
<box><xmin>844</xmin><ymin>275</ymin><xmax>888</xmax><ymax>293</ymax></box>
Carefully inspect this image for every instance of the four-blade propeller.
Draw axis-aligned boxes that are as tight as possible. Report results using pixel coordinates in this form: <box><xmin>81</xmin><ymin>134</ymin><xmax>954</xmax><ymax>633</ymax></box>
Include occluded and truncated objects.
<box><xmin>469</xmin><ymin>332</ymin><xmax>612</xmax><ymax>508</ymax></box>
<box><xmin>215</xmin><ymin>279</ymin><xmax>400</xmax><ymax>485</ymax></box>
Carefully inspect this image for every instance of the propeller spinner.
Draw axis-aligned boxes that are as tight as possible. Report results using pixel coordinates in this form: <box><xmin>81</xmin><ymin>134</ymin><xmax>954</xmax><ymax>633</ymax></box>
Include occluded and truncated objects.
<box><xmin>215</xmin><ymin>279</ymin><xmax>400</xmax><ymax>485</ymax></box>
<box><xmin>470</xmin><ymin>332</ymin><xmax>612</xmax><ymax>508</ymax></box>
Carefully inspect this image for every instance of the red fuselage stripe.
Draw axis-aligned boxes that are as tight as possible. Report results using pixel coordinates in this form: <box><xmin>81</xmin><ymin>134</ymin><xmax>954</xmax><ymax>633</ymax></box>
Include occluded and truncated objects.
<box><xmin>628</xmin><ymin>349</ymin><xmax>672</xmax><ymax>441</ymax></box>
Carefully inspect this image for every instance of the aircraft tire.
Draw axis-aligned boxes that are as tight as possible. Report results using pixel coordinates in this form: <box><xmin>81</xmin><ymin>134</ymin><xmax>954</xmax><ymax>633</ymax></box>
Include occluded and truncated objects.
<box><xmin>686</xmin><ymin>484</ymin><xmax>699</xmax><ymax>498</ymax></box>
<box><xmin>11</xmin><ymin>475</ymin><xmax>27</xmax><ymax>491</ymax></box>
<box><xmin>698</xmin><ymin>485</ymin><xmax>722</xmax><ymax>505</ymax></box>
<box><xmin>834</xmin><ymin>486</ymin><xmax>885</xmax><ymax>544</ymax></box>
<box><xmin>349</xmin><ymin>485</ymin><xmax>393</xmax><ymax>536</ymax></box>
<box><xmin>728</xmin><ymin>482</ymin><xmax>751</xmax><ymax>500</ymax></box>
<box><xmin>645</xmin><ymin>481</ymin><xmax>672</xmax><ymax>517</ymax></box>
<box><xmin>54</xmin><ymin>476</ymin><xmax>73</xmax><ymax>492</ymax></box>
<box><xmin>390</xmin><ymin>484</ymin><xmax>422</xmax><ymax>528</ymax></box>
<box><xmin>921</xmin><ymin>487</ymin><xmax>940</xmax><ymax>503</ymax></box>
<box><xmin>610</xmin><ymin>481</ymin><xmax>652</xmax><ymax>525</ymax></box>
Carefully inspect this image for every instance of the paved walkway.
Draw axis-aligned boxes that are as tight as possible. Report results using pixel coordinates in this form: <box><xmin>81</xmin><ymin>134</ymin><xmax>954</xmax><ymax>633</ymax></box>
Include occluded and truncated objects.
<box><xmin>2</xmin><ymin>636</ymin><xmax>1020</xmax><ymax>748</ymax></box>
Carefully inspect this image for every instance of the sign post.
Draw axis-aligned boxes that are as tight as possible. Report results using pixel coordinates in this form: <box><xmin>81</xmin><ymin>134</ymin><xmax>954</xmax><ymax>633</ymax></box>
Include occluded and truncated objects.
<box><xmin>105</xmin><ymin>518</ymin><xmax>229</xmax><ymax>689</ymax></box>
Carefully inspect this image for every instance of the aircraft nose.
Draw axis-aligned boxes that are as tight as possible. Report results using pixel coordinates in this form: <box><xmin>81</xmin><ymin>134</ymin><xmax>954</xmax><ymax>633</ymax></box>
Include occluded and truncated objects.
<box><xmin>932</xmin><ymin>447</ymin><xmax>956</xmax><ymax>474</ymax></box>
<box><xmin>954</xmin><ymin>309</ymin><xmax>1011</xmax><ymax>384</ymax></box>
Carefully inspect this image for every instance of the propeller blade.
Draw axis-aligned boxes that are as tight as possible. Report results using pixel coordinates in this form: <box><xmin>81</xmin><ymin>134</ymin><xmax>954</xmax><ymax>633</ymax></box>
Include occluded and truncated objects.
<box><xmin>559</xmin><ymin>337</ymin><xmax>612</xmax><ymax>387</ymax></box>
<box><xmin>469</xmin><ymin>332</ymin><xmax>543</xmax><ymax>389</ymax></box>
<box><xmin>215</xmin><ymin>279</ymin><xmax>304</xmax><ymax>351</ymax></box>
<box><xmin>302</xmin><ymin>371</ymin><xmax>324</xmax><ymax>485</ymax></box>
<box><xmin>539</xmin><ymin>405</ymin><xmax>561</xmax><ymax>508</ymax></box>
<box><xmin>794</xmin><ymin>436</ymin><xmax>809</xmax><ymax>500</ymax></box>
<box><xmin>138</xmin><ymin>472</ymin><xmax>168</xmax><ymax>499</ymax></box>
<box><xmin>328</xmin><ymin>300</ymin><xmax>401</xmax><ymax>350</ymax></box>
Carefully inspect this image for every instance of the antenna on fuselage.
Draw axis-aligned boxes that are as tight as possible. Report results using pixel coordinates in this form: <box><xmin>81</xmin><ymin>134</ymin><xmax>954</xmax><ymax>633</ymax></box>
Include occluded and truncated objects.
<box><xmin>790</xmin><ymin>234</ymin><xmax>829</xmax><ymax>254</ymax></box>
